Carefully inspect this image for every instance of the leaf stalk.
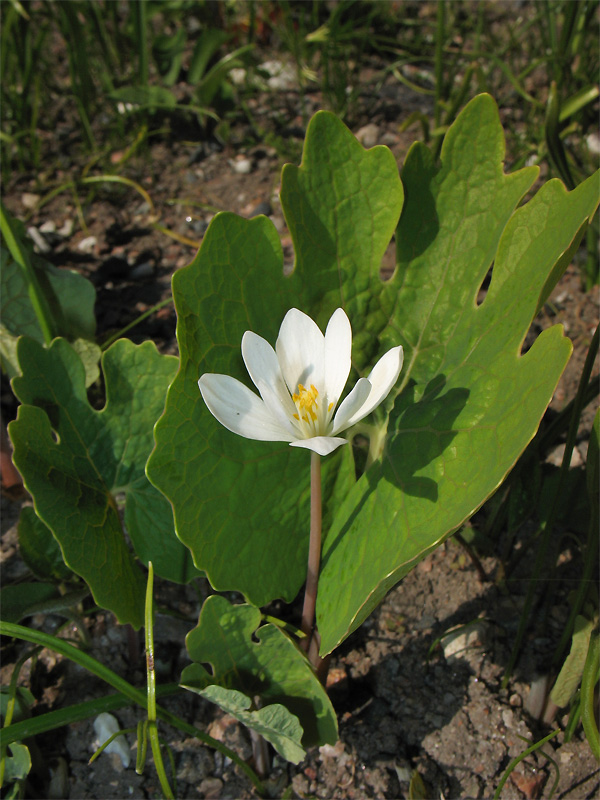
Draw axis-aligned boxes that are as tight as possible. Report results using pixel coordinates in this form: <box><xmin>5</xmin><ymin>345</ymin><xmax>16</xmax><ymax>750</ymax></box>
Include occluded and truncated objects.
<box><xmin>300</xmin><ymin>451</ymin><xmax>322</xmax><ymax>666</ymax></box>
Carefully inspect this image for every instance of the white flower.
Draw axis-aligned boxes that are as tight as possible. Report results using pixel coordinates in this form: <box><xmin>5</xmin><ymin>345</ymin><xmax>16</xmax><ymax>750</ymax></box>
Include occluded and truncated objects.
<box><xmin>198</xmin><ymin>308</ymin><xmax>404</xmax><ymax>457</ymax></box>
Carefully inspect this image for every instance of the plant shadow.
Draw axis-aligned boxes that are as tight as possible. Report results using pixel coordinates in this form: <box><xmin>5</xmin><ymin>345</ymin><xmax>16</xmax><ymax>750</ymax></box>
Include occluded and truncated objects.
<box><xmin>382</xmin><ymin>375</ymin><xmax>469</xmax><ymax>502</ymax></box>
<box><xmin>323</xmin><ymin>375</ymin><xmax>469</xmax><ymax>562</ymax></box>
<box><xmin>328</xmin><ymin>536</ymin><xmax>597</xmax><ymax>799</ymax></box>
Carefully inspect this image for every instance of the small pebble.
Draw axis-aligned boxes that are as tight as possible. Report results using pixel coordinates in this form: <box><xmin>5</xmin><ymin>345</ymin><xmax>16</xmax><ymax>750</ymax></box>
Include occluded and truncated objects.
<box><xmin>27</xmin><ymin>226</ymin><xmax>51</xmax><ymax>253</ymax></box>
<box><xmin>502</xmin><ymin>708</ymin><xmax>514</xmax><ymax>728</ymax></box>
<box><xmin>509</xmin><ymin>693</ymin><xmax>522</xmax><ymax>707</ymax></box>
<box><xmin>259</xmin><ymin>59</ymin><xmax>296</xmax><ymax>90</ymax></box>
<box><xmin>524</xmin><ymin>674</ymin><xmax>550</xmax><ymax>719</ymax></box>
<box><xmin>586</xmin><ymin>132</ymin><xmax>600</xmax><ymax>155</ymax></box>
<box><xmin>355</xmin><ymin>123</ymin><xmax>380</xmax><ymax>148</ymax></box>
<box><xmin>198</xmin><ymin>777</ymin><xmax>223</xmax><ymax>798</ymax></box>
<box><xmin>39</xmin><ymin>220</ymin><xmax>56</xmax><ymax>234</ymax></box>
<box><xmin>269</xmin><ymin>214</ymin><xmax>286</xmax><ymax>232</ymax></box>
<box><xmin>546</xmin><ymin>443</ymin><xmax>583</xmax><ymax>467</ymax></box>
<box><xmin>441</xmin><ymin>622</ymin><xmax>486</xmax><ymax>661</ymax></box>
<box><xmin>22</xmin><ymin>192</ymin><xmax>40</xmax><ymax>209</ymax></box>
<box><xmin>394</xmin><ymin>764</ymin><xmax>412</xmax><ymax>783</ymax></box>
<box><xmin>129</xmin><ymin>261</ymin><xmax>153</xmax><ymax>279</ymax></box>
<box><xmin>77</xmin><ymin>235</ymin><xmax>97</xmax><ymax>254</ymax></box>
<box><xmin>249</xmin><ymin>200</ymin><xmax>272</xmax><ymax>217</ymax></box>
<box><xmin>229</xmin><ymin>67</ymin><xmax>246</xmax><ymax>86</ymax></box>
<box><xmin>229</xmin><ymin>156</ymin><xmax>252</xmax><ymax>175</ymax></box>
<box><xmin>380</xmin><ymin>131</ymin><xmax>400</xmax><ymax>146</ymax></box>
<box><xmin>93</xmin><ymin>713</ymin><xmax>130</xmax><ymax>768</ymax></box>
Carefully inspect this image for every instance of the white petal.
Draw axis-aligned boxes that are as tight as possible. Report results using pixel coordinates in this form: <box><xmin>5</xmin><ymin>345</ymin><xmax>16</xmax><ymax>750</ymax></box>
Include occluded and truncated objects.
<box><xmin>331</xmin><ymin>377</ymin><xmax>372</xmax><ymax>434</ymax></box>
<box><xmin>199</xmin><ymin>374</ymin><xmax>294</xmax><ymax>442</ymax></box>
<box><xmin>241</xmin><ymin>331</ymin><xmax>296</xmax><ymax>417</ymax></box>
<box><xmin>341</xmin><ymin>345</ymin><xmax>404</xmax><ymax>429</ymax></box>
<box><xmin>254</xmin><ymin>377</ymin><xmax>300</xmax><ymax>437</ymax></box>
<box><xmin>276</xmin><ymin>308</ymin><xmax>325</xmax><ymax>395</ymax></box>
<box><xmin>290</xmin><ymin>436</ymin><xmax>348</xmax><ymax>456</ymax></box>
<box><xmin>324</xmin><ymin>308</ymin><xmax>352</xmax><ymax>406</ymax></box>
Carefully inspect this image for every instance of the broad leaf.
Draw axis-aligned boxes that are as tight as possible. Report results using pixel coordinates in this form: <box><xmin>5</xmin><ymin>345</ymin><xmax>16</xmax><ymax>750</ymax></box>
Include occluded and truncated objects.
<box><xmin>0</xmin><ymin>583</ymin><xmax>61</xmax><ymax>623</ymax></box>
<box><xmin>3</xmin><ymin>743</ymin><xmax>31</xmax><ymax>785</ymax></box>
<box><xmin>199</xmin><ymin>685</ymin><xmax>306</xmax><ymax>764</ymax></box>
<box><xmin>181</xmin><ymin>596</ymin><xmax>337</xmax><ymax>748</ymax></box>
<box><xmin>147</xmin><ymin>94</ymin><xmax>598</xmax><ymax>651</ymax></box>
<box><xmin>8</xmin><ymin>337</ymin><xmax>197</xmax><ymax>628</ymax></box>
<box><xmin>316</xmin><ymin>97</ymin><xmax>600</xmax><ymax>654</ymax></box>
<box><xmin>146</xmin><ymin>110</ymin><xmax>401</xmax><ymax>605</ymax></box>
<box><xmin>0</xmin><ymin>244</ymin><xmax>98</xmax><ymax>383</ymax></box>
<box><xmin>18</xmin><ymin>506</ymin><xmax>74</xmax><ymax>582</ymax></box>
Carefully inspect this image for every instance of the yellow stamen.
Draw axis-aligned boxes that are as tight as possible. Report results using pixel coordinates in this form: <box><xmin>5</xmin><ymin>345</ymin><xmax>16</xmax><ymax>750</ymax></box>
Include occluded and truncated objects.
<box><xmin>292</xmin><ymin>383</ymin><xmax>322</xmax><ymax>429</ymax></box>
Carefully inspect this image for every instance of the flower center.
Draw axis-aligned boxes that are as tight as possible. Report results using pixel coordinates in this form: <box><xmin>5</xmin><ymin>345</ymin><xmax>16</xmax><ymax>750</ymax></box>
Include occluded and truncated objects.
<box><xmin>292</xmin><ymin>384</ymin><xmax>335</xmax><ymax>436</ymax></box>
<box><xmin>292</xmin><ymin>383</ymin><xmax>319</xmax><ymax>422</ymax></box>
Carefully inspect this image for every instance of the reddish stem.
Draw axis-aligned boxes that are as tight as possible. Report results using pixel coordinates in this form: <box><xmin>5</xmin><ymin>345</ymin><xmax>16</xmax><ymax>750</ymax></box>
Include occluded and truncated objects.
<box><xmin>300</xmin><ymin>451</ymin><xmax>322</xmax><ymax>663</ymax></box>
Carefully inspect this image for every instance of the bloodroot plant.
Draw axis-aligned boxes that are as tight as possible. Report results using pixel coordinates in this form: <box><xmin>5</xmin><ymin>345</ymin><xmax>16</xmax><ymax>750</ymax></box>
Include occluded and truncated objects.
<box><xmin>6</xmin><ymin>94</ymin><xmax>599</xmax><ymax>776</ymax></box>
<box><xmin>199</xmin><ymin>306</ymin><xmax>403</xmax><ymax>664</ymax></box>
<box><xmin>147</xmin><ymin>94</ymin><xmax>599</xmax><ymax>761</ymax></box>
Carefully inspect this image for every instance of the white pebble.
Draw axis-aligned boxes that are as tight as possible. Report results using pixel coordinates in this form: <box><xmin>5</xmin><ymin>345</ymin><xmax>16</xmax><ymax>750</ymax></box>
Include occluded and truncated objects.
<box><xmin>229</xmin><ymin>157</ymin><xmax>252</xmax><ymax>175</ymax></box>
<box><xmin>58</xmin><ymin>219</ymin><xmax>75</xmax><ymax>238</ymax></box>
<box><xmin>77</xmin><ymin>236</ymin><xmax>97</xmax><ymax>254</ymax></box>
<box><xmin>93</xmin><ymin>713</ymin><xmax>131</xmax><ymax>768</ymax></box>
<box><xmin>27</xmin><ymin>226</ymin><xmax>51</xmax><ymax>253</ymax></box>
<box><xmin>355</xmin><ymin>123</ymin><xmax>380</xmax><ymax>149</ymax></box>
<box><xmin>21</xmin><ymin>193</ymin><xmax>40</xmax><ymax>210</ymax></box>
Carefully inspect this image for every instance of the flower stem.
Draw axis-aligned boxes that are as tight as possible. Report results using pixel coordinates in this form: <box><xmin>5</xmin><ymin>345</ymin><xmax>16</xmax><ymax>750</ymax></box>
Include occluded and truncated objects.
<box><xmin>301</xmin><ymin>451</ymin><xmax>322</xmax><ymax>664</ymax></box>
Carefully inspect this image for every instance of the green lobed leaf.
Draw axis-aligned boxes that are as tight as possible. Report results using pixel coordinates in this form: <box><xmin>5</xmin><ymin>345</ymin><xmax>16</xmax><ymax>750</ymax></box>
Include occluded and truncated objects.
<box><xmin>8</xmin><ymin>337</ymin><xmax>197</xmax><ymax>628</ymax></box>
<box><xmin>0</xmin><ymin>243</ymin><xmax>98</xmax><ymax>385</ymax></box>
<box><xmin>198</xmin><ymin>685</ymin><xmax>306</xmax><ymax>764</ymax></box>
<box><xmin>18</xmin><ymin>506</ymin><xmax>75</xmax><ymax>582</ymax></box>
<box><xmin>0</xmin><ymin>583</ymin><xmax>61</xmax><ymax>623</ymax></box>
<box><xmin>180</xmin><ymin>596</ymin><xmax>337</xmax><ymax>748</ymax></box>
<box><xmin>1</xmin><ymin>242</ymin><xmax>96</xmax><ymax>342</ymax></box>
<box><xmin>316</xmin><ymin>95</ymin><xmax>600</xmax><ymax>654</ymax></box>
<box><xmin>146</xmin><ymin>110</ymin><xmax>402</xmax><ymax>605</ymax></box>
<box><xmin>3</xmin><ymin>743</ymin><xmax>32</xmax><ymax>784</ymax></box>
<box><xmin>148</xmin><ymin>96</ymin><xmax>597</xmax><ymax>653</ymax></box>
